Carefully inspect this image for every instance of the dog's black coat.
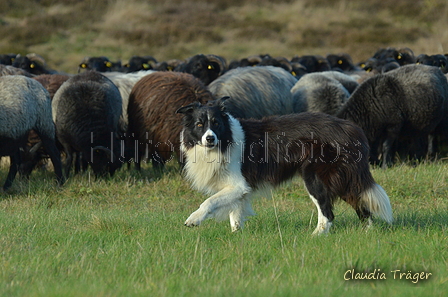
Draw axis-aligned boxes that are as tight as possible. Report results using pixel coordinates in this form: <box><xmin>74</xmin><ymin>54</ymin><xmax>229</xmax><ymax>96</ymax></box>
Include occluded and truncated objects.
<box><xmin>177</xmin><ymin>99</ymin><xmax>392</xmax><ymax>233</ymax></box>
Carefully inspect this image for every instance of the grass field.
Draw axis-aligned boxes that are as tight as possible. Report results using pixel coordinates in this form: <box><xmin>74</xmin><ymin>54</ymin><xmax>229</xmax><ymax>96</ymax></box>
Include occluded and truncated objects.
<box><xmin>1</xmin><ymin>160</ymin><xmax>447</xmax><ymax>296</ymax></box>
<box><xmin>1</xmin><ymin>1</ymin><xmax>448</xmax><ymax>295</ymax></box>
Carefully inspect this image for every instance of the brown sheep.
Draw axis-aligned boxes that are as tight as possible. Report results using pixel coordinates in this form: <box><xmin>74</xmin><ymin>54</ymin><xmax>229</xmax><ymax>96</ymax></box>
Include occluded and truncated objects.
<box><xmin>33</xmin><ymin>74</ymin><xmax>71</xmax><ymax>99</ymax></box>
<box><xmin>127</xmin><ymin>71</ymin><xmax>215</xmax><ymax>170</ymax></box>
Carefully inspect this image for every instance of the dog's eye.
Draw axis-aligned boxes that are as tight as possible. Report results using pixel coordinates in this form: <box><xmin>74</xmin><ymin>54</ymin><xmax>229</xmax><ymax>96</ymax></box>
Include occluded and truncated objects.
<box><xmin>196</xmin><ymin>123</ymin><xmax>203</xmax><ymax>127</ymax></box>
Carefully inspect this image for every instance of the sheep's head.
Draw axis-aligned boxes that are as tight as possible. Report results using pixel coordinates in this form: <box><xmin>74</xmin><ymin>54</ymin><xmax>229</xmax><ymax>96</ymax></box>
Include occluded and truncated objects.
<box><xmin>123</xmin><ymin>55</ymin><xmax>157</xmax><ymax>73</ymax></box>
<box><xmin>12</xmin><ymin>53</ymin><xmax>48</xmax><ymax>74</ymax></box>
<box><xmin>78</xmin><ymin>56</ymin><xmax>120</xmax><ymax>72</ymax></box>
<box><xmin>89</xmin><ymin>146</ymin><xmax>122</xmax><ymax>177</ymax></box>
<box><xmin>177</xmin><ymin>54</ymin><xmax>227</xmax><ymax>85</ymax></box>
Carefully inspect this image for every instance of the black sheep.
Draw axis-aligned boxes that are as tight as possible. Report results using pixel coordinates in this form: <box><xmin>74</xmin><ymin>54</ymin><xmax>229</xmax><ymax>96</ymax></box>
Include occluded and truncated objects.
<box><xmin>12</xmin><ymin>53</ymin><xmax>57</xmax><ymax>75</ymax></box>
<box><xmin>52</xmin><ymin>71</ymin><xmax>123</xmax><ymax>177</ymax></box>
<box><xmin>416</xmin><ymin>54</ymin><xmax>448</xmax><ymax>74</ymax></box>
<box><xmin>122</xmin><ymin>55</ymin><xmax>157</xmax><ymax>73</ymax></box>
<box><xmin>337</xmin><ymin>64</ymin><xmax>448</xmax><ymax>167</ymax></box>
<box><xmin>174</xmin><ymin>54</ymin><xmax>227</xmax><ymax>85</ymax></box>
<box><xmin>78</xmin><ymin>56</ymin><xmax>122</xmax><ymax>73</ymax></box>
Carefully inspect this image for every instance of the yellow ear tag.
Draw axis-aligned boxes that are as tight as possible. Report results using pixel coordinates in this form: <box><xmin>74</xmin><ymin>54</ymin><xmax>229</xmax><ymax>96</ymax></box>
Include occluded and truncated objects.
<box><xmin>338</xmin><ymin>60</ymin><xmax>343</xmax><ymax>64</ymax></box>
<box><xmin>81</xmin><ymin>63</ymin><xmax>87</xmax><ymax>68</ymax></box>
<box><xmin>366</xmin><ymin>68</ymin><xmax>372</xmax><ymax>72</ymax></box>
<box><xmin>208</xmin><ymin>65</ymin><xmax>214</xmax><ymax>70</ymax></box>
<box><xmin>360</xmin><ymin>63</ymin><xmax>365</xmax><ymax>68</ymax></box>
<box><xmin>397</xmin><ymin>54</ymin><xmax>402</xmax><ymax>60</ymax></box>
<box><xmin>105</xmin><ymin>61</ymin><xmax>112</xmax><ymax>68</ymax></box>
<box><xmin>291</xmin><ymin>71</ymin><xmax>296</xmax><ymax>76</ymax></box>
<box><xmin>30</xmin><ymin>63</ymin><xmax>35</xmax><ymax>69</ymax></box>
<box><xmin>143</xmin><ymin>63</ymin><xmax>149</xmax><ymax>69</ymax></box>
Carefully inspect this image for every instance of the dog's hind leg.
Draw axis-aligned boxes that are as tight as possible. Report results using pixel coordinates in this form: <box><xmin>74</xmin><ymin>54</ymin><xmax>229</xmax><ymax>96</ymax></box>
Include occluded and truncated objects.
<box><xmin>340</xmin><ymin>194</ymin><xmax>374</xmax><ymax>229</ymax></box>
<box><xmin>229</xmin><ymin>196</ymin><xmax>255</xmax><ymax>232</ymax></box>
<box><xmin>185</xmin><ymin>185</ymin><xmax>251</xmax><ymax>228</ymax></box>
<box><xmin>303</xmin><ymin>170</ymin><xmax>335</xmax><ymax>235</ymax></box>
<box><xmin>308</xmin><ymin>194</ymin><xmax>333</xmax><ymax>235</ymax></box>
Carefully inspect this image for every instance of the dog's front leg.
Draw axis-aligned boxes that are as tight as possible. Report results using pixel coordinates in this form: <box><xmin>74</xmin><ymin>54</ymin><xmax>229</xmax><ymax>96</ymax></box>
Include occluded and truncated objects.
<box><xmin>229</xmin><ymin>196</ymin><xmax>255</xmax><ymax>232</ymax></box>
<box><xmin>185</xmin><ymin>185</ymin><xmax>249</xmax><ymax>228</ymax></box>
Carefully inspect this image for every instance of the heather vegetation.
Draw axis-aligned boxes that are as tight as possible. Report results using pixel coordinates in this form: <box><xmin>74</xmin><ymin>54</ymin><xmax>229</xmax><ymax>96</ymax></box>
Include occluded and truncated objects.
<box><xmin>0</xmin><ymin>0</ymin><xmax>447</xmax><ymax>73</ymax></box>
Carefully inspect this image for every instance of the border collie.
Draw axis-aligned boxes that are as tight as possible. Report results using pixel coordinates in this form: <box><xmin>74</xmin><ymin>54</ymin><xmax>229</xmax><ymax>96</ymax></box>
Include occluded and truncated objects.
<box><xmin>176</xmin><ymin>98</ymin><xmax>393</xmax><ymax>235</ymax></box>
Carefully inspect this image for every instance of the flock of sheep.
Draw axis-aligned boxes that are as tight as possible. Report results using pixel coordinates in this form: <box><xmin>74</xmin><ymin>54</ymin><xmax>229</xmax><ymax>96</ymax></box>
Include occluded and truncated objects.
<box><xmin>0</xmin><ymin>47</ymin><xmax>448</xmax><ymax>191</ymax></box>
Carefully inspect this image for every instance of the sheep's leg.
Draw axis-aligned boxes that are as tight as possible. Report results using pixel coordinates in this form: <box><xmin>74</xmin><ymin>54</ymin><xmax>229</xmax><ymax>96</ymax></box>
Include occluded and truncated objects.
<box><xmin>39</xmin><ymin>135</ymin><xmax>65</xmax><ymax>186</ymax></box>
<box><xmin>382</xmin><ymin>137</ymin><xmax>396</xmax><ymax>168</ymax></box>
<box><xmin>74</xmin><ymin>152</ymin><xmax>89</xmax><ymax>173</ymax></box>
<box><xmin>62</xmin><ymin>145</ymin><xmax>73</xmax><ymax>178</ymax></box>
<box><xmin>427</xmin><ymin>134</ymin><xmax>436</xmax><ymax>158</ymax></box>
<box><xmin>3</xmin><ymin>151</ymin><xmax>21</xmax><ymax>191</ymax></box>
<box><xmin>369</xmin><ymin>139</ymin><xmax>381</xmax><ymax>166</ymax></box>
<box><xmin>382</xmin><ymin>127</ymin><xmax>400</xmax><ymax>168</ymax></box>
<box><xmin>74</xmin><ymin>152</ymin><xmax>81</xmax><ymax>173</ymax></box>
<box><xmin>151</xmin><ymin>156</ymin><xmax>165</xmax><ymax>173</ymax></box>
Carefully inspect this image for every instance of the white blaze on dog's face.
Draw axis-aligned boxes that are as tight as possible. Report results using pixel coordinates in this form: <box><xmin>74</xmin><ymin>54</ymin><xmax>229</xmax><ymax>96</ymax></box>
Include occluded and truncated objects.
<box><xmin>177</xmin><ymin>101</ymin><xmax>233</xmax><ymax>152</ymax></box>
<box><xmin>201</xmin><ymin>128</ymin><xmax>218</xmax><ymax>148</ymax></box>
<box><xmin>195</xmin><ymin>108</ymin><xmax>220</xmax><ymax>149</ymax></box>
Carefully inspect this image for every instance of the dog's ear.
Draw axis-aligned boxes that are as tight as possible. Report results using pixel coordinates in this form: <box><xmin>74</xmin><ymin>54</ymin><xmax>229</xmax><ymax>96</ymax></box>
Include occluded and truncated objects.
<box><xmin>176</xmin><ymin>102</ymin><xmax>201</xmax><ymax>114</ymax></box>
<box><xmin>217</xmin><ymin>96</ymin><xmax>230</xmax><ymax>112</ymax></box>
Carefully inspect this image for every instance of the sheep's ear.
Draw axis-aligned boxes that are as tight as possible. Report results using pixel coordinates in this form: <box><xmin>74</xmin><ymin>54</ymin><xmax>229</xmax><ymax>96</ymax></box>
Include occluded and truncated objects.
<box><xmin>176</xmin><ymin>102</ymin><xmax>201</xmax><ymax>114</ymax></box>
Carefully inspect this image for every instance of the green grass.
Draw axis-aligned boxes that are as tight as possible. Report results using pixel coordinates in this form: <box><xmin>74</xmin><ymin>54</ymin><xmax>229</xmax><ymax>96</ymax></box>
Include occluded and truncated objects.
<box><xmin>1</xmin><ymin>161</ymin><xmax>447</xmax><ymax>296</ymax></box>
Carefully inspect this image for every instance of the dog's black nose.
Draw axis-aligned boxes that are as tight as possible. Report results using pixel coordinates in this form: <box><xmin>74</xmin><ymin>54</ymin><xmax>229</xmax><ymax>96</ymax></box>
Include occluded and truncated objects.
<box><xmin>206</xmin><ymin>135</ymin><xmax>215</xmax><ymax>143</ymax></box>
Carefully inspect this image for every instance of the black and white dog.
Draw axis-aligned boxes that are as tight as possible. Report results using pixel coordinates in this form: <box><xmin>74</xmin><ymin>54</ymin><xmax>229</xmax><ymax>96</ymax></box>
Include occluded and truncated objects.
<box><xmin>176</xmin><ymin>98</ymin><xmax>393</xmax><ymax>235</ymax></box>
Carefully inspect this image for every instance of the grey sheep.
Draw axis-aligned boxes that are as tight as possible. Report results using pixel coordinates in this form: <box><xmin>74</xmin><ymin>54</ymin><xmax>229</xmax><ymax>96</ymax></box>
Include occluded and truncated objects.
<box><xmin>337</xmin><ymin>64</ymin><xmax>448</xmax><ymax>167</ymax></box>
<box><xmin>291</xmin><ymin>72</ymin><xmax>351</xmax><ymax>115</ymax></box>
<box><xmin>52</xmin><ymin>71</ymin><xmax>123</xmax><ymax>177</ymax></box>
<box><xmin>103</xmin><ymin>70</ymin><xmax>155</xmax><ymax>133</ymax></box>
<box><xmin>0</xmin><ymin>75</ymin><xmax>64</xmax><ymax>190</ymax></box>
<box><xmin>0</xmin><ymin>64</ymin><xmax>35</xmax><ymax>77</ymax></box>
<box><xmin>18</xmin><ymin>74</ymin><xmax>72</xmax><ymax>177</ymax></box>
<box><xmin>208</xmin><ymin>66</ymin><xmax>298</xmax><ymax>119</ymax></box>
<box><xmin>319</xmin><ymin>71</ymin><xmax>359</xmax><ymax>94</ymax></box>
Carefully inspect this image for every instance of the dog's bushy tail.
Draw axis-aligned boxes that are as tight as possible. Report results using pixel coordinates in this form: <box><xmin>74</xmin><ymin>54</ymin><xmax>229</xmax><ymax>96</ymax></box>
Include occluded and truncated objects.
<box><xmin>360</xmin><ymin>183</ymin><xmax>393</xmax><ymax>224</ymax></box>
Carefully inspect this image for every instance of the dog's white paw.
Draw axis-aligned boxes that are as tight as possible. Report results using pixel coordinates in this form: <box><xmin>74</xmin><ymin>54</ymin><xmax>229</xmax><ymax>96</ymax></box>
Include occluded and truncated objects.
<box><xmin>184</xmin><ymin>208</ymin><xmax>208</xmax><ymax>227</ymax></box>
<box><xmin>230</xmin><ymin>221</ymin><xmax>241</xmax><ymax>232</ymax></box>
<box><xmin>311</xmin><ymin>221</ymin><xmax>332</xmax><ymax>236</ymax></box>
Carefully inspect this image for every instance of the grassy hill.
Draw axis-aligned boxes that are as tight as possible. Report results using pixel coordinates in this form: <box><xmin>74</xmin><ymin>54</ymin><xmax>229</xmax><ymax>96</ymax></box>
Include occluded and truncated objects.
<box><xmin>0</xmin><ymin>0</ymin><xmax>447</xmax><ymax>74</ymax></box>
